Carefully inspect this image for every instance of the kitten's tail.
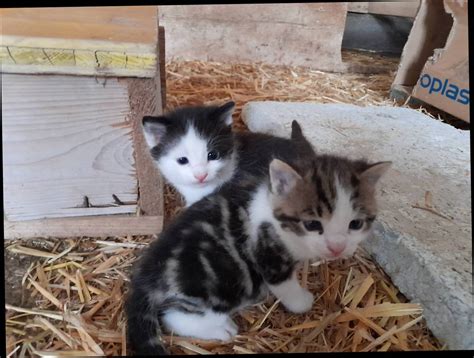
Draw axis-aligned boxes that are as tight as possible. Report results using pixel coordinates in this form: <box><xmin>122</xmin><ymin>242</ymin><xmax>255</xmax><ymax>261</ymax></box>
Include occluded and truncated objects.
<box><xmin>125</xmin><ymin>287</ymin><xmax>168</xmax><ymax>356</ymax></box>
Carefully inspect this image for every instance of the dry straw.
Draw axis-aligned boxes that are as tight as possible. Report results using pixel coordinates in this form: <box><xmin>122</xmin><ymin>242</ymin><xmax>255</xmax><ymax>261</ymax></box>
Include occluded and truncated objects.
<box><xmin>5</xmin><ymin>238</ymin><xmax>443</xmax><ymax>355</ymax></box>
<box><xmin>6</xmin><ymin>52</ymin><xmax>444</xmax><ymax>356</ymax></box>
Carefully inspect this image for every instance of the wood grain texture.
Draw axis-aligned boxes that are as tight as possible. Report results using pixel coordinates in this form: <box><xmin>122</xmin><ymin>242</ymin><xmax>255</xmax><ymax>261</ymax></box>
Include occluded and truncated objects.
<box><xmin>4</xmin><ymin>215</ymin><xmax>163</xmax><ymax>239</ymax></box>
<box><xmin>124</xmin><ymin>24</ymin><xmax>166</xmax><ymax>217</ymax></box>
<box><xmin>1</xmin><ymin>7</ymin><xmax>157</xmax><ymax>44</ymax></box>
<box><xmin>159</xmin><ymin>4</ymin><xmax>348</xmax><ymax>72</ymax></box>
<box><xmin>127</xmin><ymin>76</ymin><xmax>165</xmax><ymax>217</ymax></box>
<box><xmin>1</xmin><ymin>6</ymin><xmax>159</xmax><ymax>77</ymax></box>
<box><xmin>2</xmin><ymin>74</ymin><xmax>138</xmax><ymax>221</ymax></box>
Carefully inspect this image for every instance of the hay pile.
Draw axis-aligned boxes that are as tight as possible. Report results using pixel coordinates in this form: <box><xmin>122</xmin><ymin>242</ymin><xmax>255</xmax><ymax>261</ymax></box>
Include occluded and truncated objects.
<box><xmin>165</xmin><ymin>56</ymin><xmax>398</xmax><ymax>132</ymax></box>
<box><xmin>6</xmin><ymin>52</ymin><xmax>445</xmax><ymax>356</ymax></box>
<box><xmin>5</xmin><ymin>239</ymin><xmax>443</xmax><ymax>356</ymax></box>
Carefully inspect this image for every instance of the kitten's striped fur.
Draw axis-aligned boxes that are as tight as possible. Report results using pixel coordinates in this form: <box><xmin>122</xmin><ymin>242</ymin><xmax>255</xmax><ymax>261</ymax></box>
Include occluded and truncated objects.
<box><xmin>126</xmin><ymin>121</ymin><xmax>391</xmax><ymax>355</ymax></box>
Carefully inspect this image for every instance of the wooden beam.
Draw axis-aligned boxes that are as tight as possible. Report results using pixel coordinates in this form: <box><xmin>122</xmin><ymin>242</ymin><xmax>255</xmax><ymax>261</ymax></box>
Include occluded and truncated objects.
<box><xmin>159</xmin><ymin>4</ymin><xmax>348</xmax><ymax>72</ymax></box>
<box><xmin>158</xmin><ymin>26</ymin><xmax>167</xmax><ymax>109</ymax></box>
<box><xmin>0</xmin><ymin>6</ymin><xmax>159</xmax><ymax>77</ymax></box>
<box><xmin>347</xmin><ymin>2</ymin><xmax>370</xmax><ymax>14</ymax></box>
<box><xmin>4</xmin><ymin>215</ymin><xmax>163</xmax><ymax>239</ymax></box>
<box><xmin>349</xmin><ymin>2</ymin><xmax>420</xmax><ymax>18</ymax></box>
<box><xmin>127</xmin><ymin>76</ymin><xmax>165</xmax><ymax>217</ymax></box>
<box><xmin>368</xmin><ymin>1</ymin><xmax>420</xmax><ymax>18</ymax></box>
<box><xmin>124</xmin><ymin>24</ymin><xmax>166</xmax><ymax>218</ymax></box>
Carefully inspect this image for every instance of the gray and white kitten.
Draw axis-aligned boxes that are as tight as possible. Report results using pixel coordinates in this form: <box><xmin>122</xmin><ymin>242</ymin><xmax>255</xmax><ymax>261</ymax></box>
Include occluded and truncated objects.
<box><xmin>142</xmin><ymin>102</ymin><xmax>237</xmax><ymax>206</ymax></box>
<box><xmin>126</xmin><ymin>123</ymin><xmax>391</xmax><ymax>355</ymax></box>
<box><xmin>142</xmin><ymin>101</ymin><xmax>312</xmax><ymax>206</ymax></box>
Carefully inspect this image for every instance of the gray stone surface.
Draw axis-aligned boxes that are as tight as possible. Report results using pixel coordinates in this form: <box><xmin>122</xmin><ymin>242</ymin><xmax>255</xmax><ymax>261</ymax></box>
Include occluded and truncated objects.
<box><xmin>242</xmin><ymin>101</ymin><xmax>472</xmax><ymax>349</ymax></box>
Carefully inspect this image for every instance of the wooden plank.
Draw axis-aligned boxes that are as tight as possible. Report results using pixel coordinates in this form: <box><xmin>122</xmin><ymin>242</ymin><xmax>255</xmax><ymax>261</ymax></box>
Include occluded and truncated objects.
<box><xmin>123</xmin><ymin>27</ymin><xmax>165</xmax><ymax>218</ymax></box>
<box><xmin>348</xmin><ymin>2</ymin><xmax>370</xmax><ymax>14</ymax></box>
<box><xmin>158</xmin><ymin>26</ymin><xmax>166</xmax><ymax>109</ymax></box>
<box><xmin>348</xmin><ymin>2</ymin><xmax>420</xmax><ymax>17</ymax></box>
<box><xmin>159</xmin><ymin>4</ymin><xmax>348</xmax><ymax>72</ymax></box>
<box><xmin>4</xmin><ymin>215</ymin><xmax>163</xmax><ymax>239</ymax></box>
<box><xmin>1</xmin><ymin>6</ymin><xmax>159</xmax><ymax>77</ymax></box>
<box><xmin>1</xmin><ymin>7</ymin><xmax>157</xmax><ymax>44</ymax></box>
<box><xmin>368</xmin><ymin>1</ymin><xmax>420</xmax><ymax>18</ymax></box>
<box><xmin>127</xmin><ymin>76</ymin><xmax>165</xmax><ymax>217</ymax></box>
<box><xmin>2</xmin><ymin>74</ymin><xmax>138</xmax><ymax>221</ymax></box>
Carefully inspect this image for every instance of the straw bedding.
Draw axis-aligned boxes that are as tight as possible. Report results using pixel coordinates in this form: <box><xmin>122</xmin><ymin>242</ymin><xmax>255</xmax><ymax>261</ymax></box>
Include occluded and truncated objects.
<box><xmin>5</xmin><ymin>51</ymin><xmax>445</xmax><ymax>356</ymax></box>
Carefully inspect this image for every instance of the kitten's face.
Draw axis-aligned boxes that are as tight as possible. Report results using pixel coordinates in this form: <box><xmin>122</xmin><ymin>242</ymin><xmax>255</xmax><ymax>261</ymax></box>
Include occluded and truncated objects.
<box><xmin>142</xmin><ymin>102</ymin><xmax>235</xmax><ymax>188</ymax></box>
<box><xmin>269</xmin><ymin>156</ymin><xmax>391</xmax><ymax>260</ymax></box>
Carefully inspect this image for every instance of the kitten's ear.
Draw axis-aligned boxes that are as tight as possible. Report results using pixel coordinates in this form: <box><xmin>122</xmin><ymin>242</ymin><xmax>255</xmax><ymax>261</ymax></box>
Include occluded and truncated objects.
<box><xmin>291</xmin><ymin>120</ymin><xmax>316</xmax><ymax>153</ymax></box>
<box><xmin>214</xmin><ymin>101</ymin><xmax>235</xmax><ymax>126</ymax></box>
<box><xmin>142</xmin><ymin>116</ymin><xmax>171</xmax><ymax>148</ymax></box>
<box><xmin>291</xmin><ymin>120</ymin><xmax>304</xmax><ymax>141</ymax></box>
<box><xmin>359</xmin><ymin>161</ymin><xmax>392</xmax><ymax>186</ymax></box>
<box><xmin>269</xmin><ymin>159</ymin><xmax>302</xmax><ymax>196</ymax></box>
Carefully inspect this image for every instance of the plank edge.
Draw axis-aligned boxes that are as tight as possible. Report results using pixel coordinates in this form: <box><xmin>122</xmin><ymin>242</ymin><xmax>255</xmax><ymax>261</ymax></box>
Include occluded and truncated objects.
<box><xmin>1</xmin><ymin>63</ymin><xmax>156</xmax><ymax>78</ymax></box>
<box><xmin>4</xmin><ymin>215</ymin><xmax>163</xmax><ymax>239</ymax></box>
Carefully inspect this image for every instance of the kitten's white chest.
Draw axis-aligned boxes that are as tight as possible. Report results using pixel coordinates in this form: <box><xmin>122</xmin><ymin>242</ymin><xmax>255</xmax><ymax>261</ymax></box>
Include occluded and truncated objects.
<box><xmin>178</xmin><ymin>183</ymin><xmax>220</xmax><ymax>206</ymax></box>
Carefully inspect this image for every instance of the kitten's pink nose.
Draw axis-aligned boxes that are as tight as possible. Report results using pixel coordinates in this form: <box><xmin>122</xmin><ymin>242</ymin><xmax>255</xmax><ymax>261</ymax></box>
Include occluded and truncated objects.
<box><xmin>194</xmin><ymin>173</ymin><xmax>208</xmax><ymax>183</ymax></box>
<box><xmin>328</xmin><ymin>243</ymin><xmax>346</xmax><ymax>257</ymax></box>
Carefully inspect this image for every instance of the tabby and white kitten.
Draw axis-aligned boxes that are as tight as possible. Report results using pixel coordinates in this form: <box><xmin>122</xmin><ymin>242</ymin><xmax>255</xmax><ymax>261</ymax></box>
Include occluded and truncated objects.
<box><xmin>142</xmin><ymin>102</ymin><xmax>236</xmax><ymax>206</ymax></box>
<box><xmin>126</xmin><ymin>123</ymin><xmax>391</xmax><ymax>355</ymax></box>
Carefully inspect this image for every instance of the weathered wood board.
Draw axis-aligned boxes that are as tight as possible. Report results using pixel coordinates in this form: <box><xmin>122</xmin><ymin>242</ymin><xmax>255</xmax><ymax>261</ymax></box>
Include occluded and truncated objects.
<box><xmin>2</xmin><ymin>74</ymin><xmax>138</xmax><ymax>221</ymax></box>
<box><xmin>159</xmin><ymin>4</ymin><xmax>348</xmax><ymax>72</ymax></box>
<box><xmin>0</xmin><ymin>6</ymin><xmax>159</xmax><ymax>77</ymax></box>
<box><xmin>348</xmin><ymin>1</ymin><xmax>420</xmax><ymax>18</ymax></box>
<box><xmin>158</xmin><ymin>26</ymin><xmax>166</xmax><ymax>109</ymax></box>
<box><xmin>4</xmin><ymin>215</ymin><xmax>163</xmax><ymax>239</ymax></box>
<box><xmin>128</xmin><ymin>76</ymin><xmax>165</xmax><ymax>218</ymax></box>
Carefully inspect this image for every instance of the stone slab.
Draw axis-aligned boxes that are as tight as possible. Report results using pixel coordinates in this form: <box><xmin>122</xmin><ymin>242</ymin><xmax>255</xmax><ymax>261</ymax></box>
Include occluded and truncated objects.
<box><xmin>241</xmin><ymin>101</ymin><xmax>472</xmax><ymax>349</ymax></box>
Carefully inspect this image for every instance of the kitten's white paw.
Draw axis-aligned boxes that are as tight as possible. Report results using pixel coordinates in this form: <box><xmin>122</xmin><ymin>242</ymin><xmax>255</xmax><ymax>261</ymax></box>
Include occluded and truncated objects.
<box><xmin>220</xmin><ymin>318</ymin><xmax>238</xmax><ymax>340</ymax></box>
<box><xmin>283</xmin><ymin>289</ymin><xmax>314</xmax><ymax>313</ymax></box>
<box><xmin>162</xmin><ymin>310</ymin><xmax>237</xmax><ymax>341</ymax></box>
<box><xmin>204</xmin><ymin>319</ymin><xmax>237</xmax><ymax>341</ymax></box>
<box><xmin>225</xmin><ymin>317</ymin><xmax>238</xmax><ymax>333</ymax></box>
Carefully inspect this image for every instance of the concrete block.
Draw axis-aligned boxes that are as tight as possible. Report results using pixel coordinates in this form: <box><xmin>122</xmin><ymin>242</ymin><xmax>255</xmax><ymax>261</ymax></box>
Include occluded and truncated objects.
<box><xmin>242</xmin><ymin>101</ymin><xmax>472</xmax><ymax>349</ymax></box>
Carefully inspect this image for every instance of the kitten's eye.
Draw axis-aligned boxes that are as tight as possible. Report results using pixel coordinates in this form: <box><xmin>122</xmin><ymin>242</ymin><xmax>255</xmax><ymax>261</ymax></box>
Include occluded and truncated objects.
<box><xmin>303</xmin><ymin>220</ymin><xmax>323</xmax><ymax>232</ymax></box>
<box><xmin>207</xmin><ymin>150</ymin><xmax>220</xmax><ymax>161</ymax></box>
<box><xmin>349</xmin><ymin>219</ymin><xmax>364</xmax><ymax>230</ymax></box>
<box><xmin>177</xmin><ymin>157</ymin><xmax>189</xmax><ymax>165</ymax></box>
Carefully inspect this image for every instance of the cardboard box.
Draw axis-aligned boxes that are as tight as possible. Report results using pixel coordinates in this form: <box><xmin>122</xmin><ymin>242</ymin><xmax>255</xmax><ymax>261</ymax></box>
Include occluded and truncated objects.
<box><xmin>391</xmin><ymin>0</ymin><xmax>469</xmax><ymax>123</ymax></box>
<box><xmin>411</xmin><ymin>0</ymin><xmax>469</xmax><ymax>122</ymax></box>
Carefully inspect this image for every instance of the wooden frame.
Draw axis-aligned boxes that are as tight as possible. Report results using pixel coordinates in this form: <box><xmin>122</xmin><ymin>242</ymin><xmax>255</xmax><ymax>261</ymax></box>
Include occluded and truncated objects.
<box><xmin>3</xmin><ymin>16</ymin><xmax>166</xmax><ymax>239</ymax></box>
